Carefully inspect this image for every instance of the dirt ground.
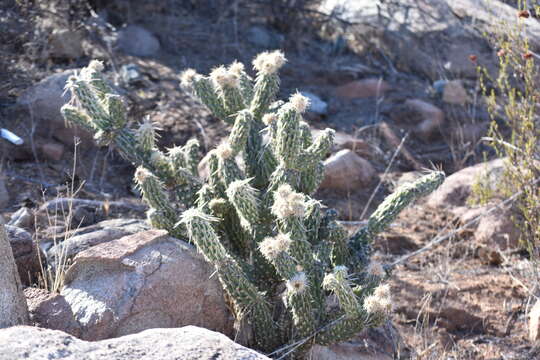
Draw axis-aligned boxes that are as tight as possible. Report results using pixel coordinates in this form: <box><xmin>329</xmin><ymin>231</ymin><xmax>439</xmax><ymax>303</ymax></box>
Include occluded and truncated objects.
<box><xmin>1</xmin><ymin>1</ymin><xmax>539</xmax><ymax>359</ymax></box>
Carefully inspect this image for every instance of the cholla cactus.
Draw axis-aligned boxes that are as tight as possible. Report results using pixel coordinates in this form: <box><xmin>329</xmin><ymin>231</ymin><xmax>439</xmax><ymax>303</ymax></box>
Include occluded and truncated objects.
<box><xmin>61</xmin><ymin>53</ymin><xmax>445</xmax><ymax>358</ymax></box>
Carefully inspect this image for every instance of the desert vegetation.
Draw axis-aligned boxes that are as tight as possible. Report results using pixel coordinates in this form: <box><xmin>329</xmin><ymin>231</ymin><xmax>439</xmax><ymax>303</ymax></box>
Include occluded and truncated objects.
<box><xmin>1</xmin><ymin>1</ymin><xmax>540</xmax><ymax>359</ymax></box>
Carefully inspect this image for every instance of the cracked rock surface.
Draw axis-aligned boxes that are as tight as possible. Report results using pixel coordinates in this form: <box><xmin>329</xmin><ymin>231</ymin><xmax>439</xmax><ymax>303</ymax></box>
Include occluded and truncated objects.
<box><xmin>60</xmin><ymin>230</ymin><xmax>233</xmax><ymax>341</ymax></box>
<box><xmin>0</xmin><ymin>325</ymin><xmax>268</xmax><ymax>360</ymax></box>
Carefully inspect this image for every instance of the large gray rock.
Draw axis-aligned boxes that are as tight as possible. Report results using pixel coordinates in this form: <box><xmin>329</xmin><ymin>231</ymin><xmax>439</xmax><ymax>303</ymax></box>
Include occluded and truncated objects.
<box><xmin>117</xmin><ymin>25</ymin><xmax>160</xmax><ymax>56</ymax></box>
<box><xmin>61</xmin><ymin>230</ymin><xmax>233</xmax><ymax>341</ymax></box>
<box><xmin>0</xmin><ymin>325</ymin><xmax>269</xmax><ymax>360</ymax></box>
<box><xmin>427</xmin><ymin>158</ymin><xmax>505</xmax><ymax>209</ymax></box>
<box><xmin>320</xmin><ymin>0</ymin><xmax>540</xmax><ymax>80</ymax></box>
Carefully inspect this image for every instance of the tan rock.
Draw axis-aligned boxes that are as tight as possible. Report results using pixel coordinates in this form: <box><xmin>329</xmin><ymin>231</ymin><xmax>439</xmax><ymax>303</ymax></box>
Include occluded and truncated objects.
<box><xmin>320</xmin><ymin>149</ymin><xmax>376</xmax><ymax>192</ymax></box>
<box><xmin>404</xmin><ymin>99</ymin><xmax>444</xmax><ymax>139</ymax></box>
<box><xmin>335</xmin><ymin>78</ymin><xmax>390</xmax><ymax>99</ymax></box>
<box><xmin>61</xmin><ymin>230</ymin><xmax>233</xmax><ymax>341</ymax></box>
<box><xmin>427</xmin><ymin>158</ymin><xmax>505</xmax><ymax>209</ymax></box>
<box><xmin>443</xmin><ymin>80</ymin><xmax>468</xmax><ymax>105</ymax></box>
<box><xmin>475</xmin><ymin>207</ymin><xmax>521</xmax><ymax>250</ymax></box>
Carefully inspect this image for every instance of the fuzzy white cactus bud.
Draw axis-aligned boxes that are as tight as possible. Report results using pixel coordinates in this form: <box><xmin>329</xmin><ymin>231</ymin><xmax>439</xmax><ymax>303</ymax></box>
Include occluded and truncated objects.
<box><xmin>228</xmin><ymin>61</ymin><xmax>245</xmax><ymax>76</ymax></box>
<box><xmin>210</xmin><ymin>66</ymin><xmax>239</xmax><ymax>89</ymax></box>
<box><xmin>134</xmin><ymin>167</ymin><xmax>151</xmax><ymax>183</ymax></box>
<box><xmin>262</xmin><ymin>113</ymin><xmax>277</xmax><ymax>126</ymax></box>
<box><xmin>259</xmin><ymin>233</ymin><xmax>293</xmax><ymax>260</ymax></box>
<box><xmin>289</xmin><ymin>92</ymin><xmax>310</xmax><ymax>114</ymax></box>
<box><xmin>363</xmin><ymin>283</ymin><xmax>392</xmax><ymax>315</ymax></box>
<box><xmin>215</xmin><ymin>143</ymin><xmax>233</xmax><ymax>160</ymax></box>
<box><xmin>180</xmin><ymin>68</ymin><xmax>199</xmax><ymax>87</ymax></box>
<box><xmin>88</xmin><ymin>60</ymin><xmax>104</xmax><ymax>72</ymax></box>
<box><xmin>286</xmin><ymin>272</ymin><xmax>308</xmax><ymax>294</ymax></box>
<box><xmin>253</xmin><ymin>50</ymin><xmax>287</xmax><ymax>75</ymax></box>
<box><xmin>272</xmin><ymin>184</ymin><xmax>306</xmax><ymax>218</ymax></box>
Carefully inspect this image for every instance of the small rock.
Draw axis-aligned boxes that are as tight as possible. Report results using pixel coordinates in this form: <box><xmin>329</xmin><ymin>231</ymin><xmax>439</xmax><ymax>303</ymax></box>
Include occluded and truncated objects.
<box><xmin>6</xmin><ymin>225</ymin><xmax>42</xmax><ymax>285</ymax></box>
<box><xmin>442</xmin><ymin>80</ymin><xmax>468</xmax><ymax>105</ymax></box>
<box><xmin>475</xmin><ymin>207</ymin><xmax>521</xmax><ymax>250</ymax></box>
<box><xmin>0</xmin><ymin>326</ymin><xmax>269</xmax><ymax>360</ymax></box>
<box><xmin>320</xmin><ymin>149</ymin><xmax>376</xmax><ymax>192</ymax></box>
<box><xmin>8</xmin><ymin>207</ymin><xmax>34</xmax><ymax>229</ymax></box>
<box><xmin>427</xmin><ymin>158</ymin><xmax>505</xmax><ymax>209</ymax></box>
<box><xmin>24</xmin><ymin>288</ymin><xmax>80</xmax><ymax>337</ymax></box>
<box><xmin>529</xmin><ymin>299</ymin><xmax>540</xmax><ymax>342</ymax></box>
<box><xmin>433</xmin><ymin>79</ymin><xmax>447</xmax><ymax>94</ymax></box>
<box><xmin>40</xmin><ymin>141</ymin><xmax>64</xmax><ymax>161</ymax></box>
<box><xmin>49</xmin><ymin>29</ymin><xmax>84</xmax><ymax>59</ymax></box>
<box><xmin>17</xmin><ymin>70</ymin><xmax>93</xmax><ymax>147</ymax></box>
<box><xmin>121</xmin><ymin>63</ymin><xmax>143</xmax><ymax>84</ymax></box>
<box><xmin>302</xmin><ymin>91</ymin><xmax>328</xmax><ymax>115</ymax></box>
<box><xmin>404</xmin><ymin>99</ymin><xmax>444</xmax><ymax>139</ymax></box>
<box><xmin>61</xmin><ymin>230</ymin><xmax>233</xmax><ymax>340</ymax></box>
<box><xmin>247</xmin><ymin>25</ymin><xmax>284</xmax><ymax>48</ymax></box>
<box><xmin>117</xmin><ymin>25</ymin><xmax>160</xmax><ymax>57</ymax></box>
<box><xmin>335</xmin><ymin>78</ymin><xmax>390</xmax><ymax>98</ymax></box>
<box><xmin>18</xmin><ymin>71</ymin><xmax>73</xmax><ymax>123</ymax></box>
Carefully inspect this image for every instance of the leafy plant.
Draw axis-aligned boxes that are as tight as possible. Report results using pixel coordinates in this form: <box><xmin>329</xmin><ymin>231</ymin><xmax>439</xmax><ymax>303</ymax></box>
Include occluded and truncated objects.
<box><xmin>477</xmin><ymin>2</ymin><xmax>540</xmax><ymax>257</ymax></box>
<box><xmin>61</xmin><ymin>52</ymin><xmax>444</xmax><ymax>358</ymax></box>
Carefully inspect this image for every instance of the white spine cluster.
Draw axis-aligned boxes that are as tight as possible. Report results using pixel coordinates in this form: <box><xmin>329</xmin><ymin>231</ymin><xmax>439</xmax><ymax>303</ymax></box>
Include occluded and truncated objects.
<box><xmin>259</xmin><ymin>233</ymin><xmax>292</xmax><ymax>260</ymax></box>
<box><xmin>215</xmin><ymin>143</ymin><xmax>233</xmax><ymax>160</ymax></box>
<box><xmin>253</xmin><ymin>50</ymin><xmax>287</xmax><ymax>75</ymax></box>
<box><xmin>210</xmin><ymin>66</ymin><xmax>239</xmax><ymax>89</ymax></box>
<box><xmin>286</xmin><ymin>272</ymin><xmax>308</xmax><ymax>293</ymax></box>
<box><xmin>363</xmin><ymin>283</ymin><xmax>392</xmax><ymax>315</ymax></box>
<box><xmin>180</xmin><ymin>68</ymin><xmax>199</xmax><ymax>87</ymax></box>
<box><xmin>272</xmin><ymin>184</ymin><xmax>306</xmax><ymax>219</ymax></box>
<box><xmin>289</xmin><ymin>92</ymin><xmax>310</xmax><ymax>114</ymax></box>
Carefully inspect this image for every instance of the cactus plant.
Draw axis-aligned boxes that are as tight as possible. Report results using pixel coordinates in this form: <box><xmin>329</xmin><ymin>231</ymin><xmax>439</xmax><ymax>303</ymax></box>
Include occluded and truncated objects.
<box><xmin>61</xmin><ymin>53</ymin><xmax>444</xmax><ymax>358</ymax></box>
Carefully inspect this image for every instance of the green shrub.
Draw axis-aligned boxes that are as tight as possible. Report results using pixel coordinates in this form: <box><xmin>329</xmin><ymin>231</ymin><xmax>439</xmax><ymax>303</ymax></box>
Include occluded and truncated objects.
<box><xmin>61</xmin><ymin>52</ymin><xmax>444</xmax><ymax>358</ymax></box>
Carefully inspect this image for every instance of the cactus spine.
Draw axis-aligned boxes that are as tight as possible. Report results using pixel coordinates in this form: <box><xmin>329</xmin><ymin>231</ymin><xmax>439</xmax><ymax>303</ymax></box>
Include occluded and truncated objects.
<box><xmin>62</xmin><ymin>53</ymin><xmax>445</xmax><ymax>358</ymax></box>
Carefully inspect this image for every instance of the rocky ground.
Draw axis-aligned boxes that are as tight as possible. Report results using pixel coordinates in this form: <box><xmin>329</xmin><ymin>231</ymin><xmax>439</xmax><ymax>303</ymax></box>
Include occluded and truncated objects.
<box><xmin>1</xmin><ymin>0</ymin><xmax>540</xmax><ymax>359</ymax></box>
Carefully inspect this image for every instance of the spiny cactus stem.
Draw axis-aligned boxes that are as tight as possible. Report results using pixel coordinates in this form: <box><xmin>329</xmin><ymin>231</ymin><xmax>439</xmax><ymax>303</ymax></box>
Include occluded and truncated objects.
<box><xmin>349</xmin><ymin>171</ymin><xmax>445</xmax><ymax>260</ymax></box>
